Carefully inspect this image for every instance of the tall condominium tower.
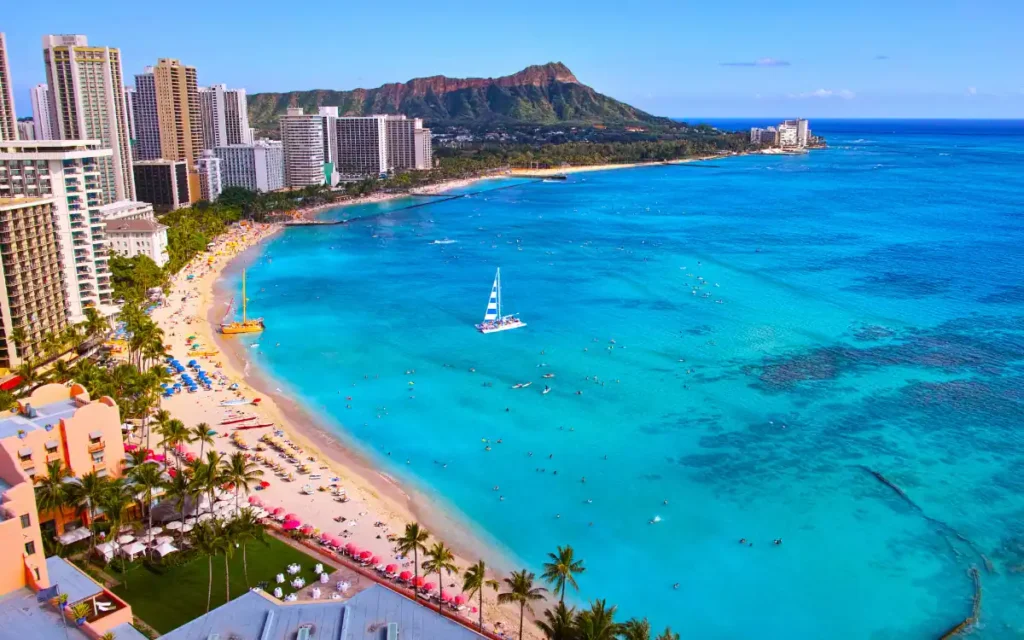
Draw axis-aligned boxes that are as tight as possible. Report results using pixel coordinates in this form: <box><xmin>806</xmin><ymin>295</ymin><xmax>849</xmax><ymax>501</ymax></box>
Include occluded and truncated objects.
<box><xmin>132</xmin><ymin>69</ymin><xmax>161</xmax><ymax>160</ymax></box>
<box><xmin>0</xmin><ymin>140</ymin><xmax>118</xmax><ymax>320</ymax></box>
<box><xmin>0</xmin><ymin>33</ymin><xmax>18</xmax><ymax>141</ymax></box>
<box><xmin>31</xmin><ymin>84</ymin><xmax>55</xmax><ymax>140</ymax></box>
<box><xmin>153</xmin><ymin>59</ymin><xmax>202</xmax><ymax>164</ymax></box>
<box><xmin>215</xmin><ymin>140</ymin><xmax>284</xmax><ymax>193</ymax></box>
<box><xmin>42</xmin><ymin>35</ymin><xmax>135</xmax><ymax>203</ymax></box>
<box><xmin>280</xmin><ymin>108</ymin><xmax>325</xmax><ymax>188</ymax></box>
<box><xmin>199</xmin><ymin>84</ymin><xmax>252</xmax><ymax>149</ymax></box>
<box><xmin>335</xmin><ymin>116</ymin><xmax>388</xmax><ymax>176</ymax></box>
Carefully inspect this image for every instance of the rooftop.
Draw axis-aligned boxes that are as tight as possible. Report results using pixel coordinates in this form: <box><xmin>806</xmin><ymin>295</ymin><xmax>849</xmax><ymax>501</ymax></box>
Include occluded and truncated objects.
<box><xmin>0</xmin><ymin>140</ymin><xmax>111</xmax><ymax>161</ymax></box>
<box><xmin>0</xmin><ymin>588</ymin><xmax>89</xmax><ymax>640</ymax></box>
<box><xmin>98</xmin><ymin>200</ymin><xmax>153</xmax><ymax>217</ymax></box>
<box><xmin>104</xmin><ymin>218</ymin><xmax>166</xmax><ymax>233</ymax></box>
<box><xmin>0</xmin><ymin>398</ymin><xmax>78</xmax><ymax>440</ymax></box>
<box><xmin>45</xmin><ymin>557</ymin><xmax>103</xmax><ymax>605</ymax></box>
<box><xmin>110</xmin><ymin>621</ymin><xmax>150</xmax><ymax>640</ymax></box>
<box><xmin>160</xmin><ymin>585</ymin><xmax>485</xmax><ymax>640</ymax></box>
<box><xmin>0</xmin><ymin>197</ymin><xmax>55</xmax><ymax>211</ymax></box>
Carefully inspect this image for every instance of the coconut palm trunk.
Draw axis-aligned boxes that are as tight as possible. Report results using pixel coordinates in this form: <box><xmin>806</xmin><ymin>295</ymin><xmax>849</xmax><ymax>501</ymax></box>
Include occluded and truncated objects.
<box><xmin>478</xmin><ymin>590</ymin><xmax>484</xmax><ymax>630</ymax></box>
<box><xmin>518</xmin><ymin>602</ymin><xmax>525</xmax><ymax>640</ymax></box>
<box><xmin>413</xmin><ymin>546</ymin><xmax>420</xmax><ymax>600</ymax></box>
<box><xmin>225</xmin><ymin>554</ymin><xmax>230</xmax><ymax>603</ymax></box>
<box><xmin>207</xmin><ymin>555</ymin><xmax>213</xmax><ymax>612</ymax></box>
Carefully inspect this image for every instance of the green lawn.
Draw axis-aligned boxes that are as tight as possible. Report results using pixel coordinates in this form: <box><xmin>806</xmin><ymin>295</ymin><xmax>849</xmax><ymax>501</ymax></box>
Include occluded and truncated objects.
<box><xmin>111</xmin><ymin>537</ymin><xmax>335</xmax><ymax>633</ymax></box>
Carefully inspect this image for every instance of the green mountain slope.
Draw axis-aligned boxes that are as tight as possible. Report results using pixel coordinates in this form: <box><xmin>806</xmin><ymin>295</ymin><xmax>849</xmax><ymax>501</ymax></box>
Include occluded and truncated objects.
<box><xmin>247</xmin><ymin>62</ymin><xmax>672</xmax><ymax>131</ymax></box>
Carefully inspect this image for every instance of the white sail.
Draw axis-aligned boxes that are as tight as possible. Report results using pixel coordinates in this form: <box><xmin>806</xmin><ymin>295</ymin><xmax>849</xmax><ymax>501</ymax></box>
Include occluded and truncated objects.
<box><xmin>483</xmin><ymin>269</ymin><xmax>500</xmax><ymax>322</ymax></box>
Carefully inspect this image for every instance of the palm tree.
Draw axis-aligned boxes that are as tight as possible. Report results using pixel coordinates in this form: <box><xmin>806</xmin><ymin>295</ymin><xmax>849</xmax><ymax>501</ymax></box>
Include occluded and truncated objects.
<box><xmin>536</xmin><ymin>602</ymin><xmax>576</xmax><ymax>640</ymax></box>
<box><xmin>49</xmin><ymin>359</ymin><xmax>73</xmax><ymax>384</ymax></box>
<box><xmin>163</xmin><ymin>472</ymin><xmax>193</xmax><ymax>544</ymax></box>
<box><xmin>620</xmin><ymin>617</ymin><xmax>652</xmax><ymax>640</ymax></box>
<box><xmin>190</xmin><ymin>423</ymin><xmax>214</xmax><ymax>461</ymax></box>
<box><xmin>149</xmin><ymin>408</ymin><xmax>170</xmax><ymax>450</ymax></box>
<box><xmin>82</xmin><ymin>307</ymin><xmax>109</xmax><ymax>341</ymax></box>
<box><xmin>199</xmin><ymin>450</ymin><xmax>227</xmax><ymax>508</ymax></box>
<box><xmin>67</xmin><ymin>471</ymin><xmax>110</xmax><ymax>558</ymax></box>
<box><xmin>224</xmin><ymin>452</ymin><xmax>263</xmax><ymax>510</ymax></box>
<box><xmin>123</xmin><ymin>448</ymin><xmax>150</xmax><ymax>471</ymax></box>
<box><xmin>421</xmin><ymin>542</ymin><xmax>457</xmax><ymax>614</ymax></box>
<box><xmin>34</xmin><ymin>460</ymin><xmax>71</xmax><ymax>521</ymax></box>
<box><xmin>396</xmin><ymin>523</ymin><xmax>430</xmax><ymax>600</ymax></box>
<box><xmin>230</xmin><ymin>509</ymin><xmax>266</xmax><ymax>588</ymax></box>
<box><xmin>161</xmin><ymin>419</ymin><xmax>189</xmax><ymax>468</ymax></box>
<box><xmin>654</xmin><ymin>628</ymin><xmax>680</xmax><ymax>640</ymax></box>
<box><xmin>0</xmin><ymin>390</ymin><xmax>15</xmax><ymax>412</ymax></box>
<box><xmin>10</xmin><ymin>326</ymin><xmax>28</xmax><ymax>361</ymax></box>
<box><xmin>99</xmin><ymin>480</ymin><xmax>135</xmax><ymax>586</ymax></box>
<box><xmin>497</xmin><ymin>570</ymin><xmax>547</xmax><ymax>640</ymax></box>
<box><xmin>15</xmin><ymin>361</ymin><xmax>39</xmax><ymax>391</ymax></box>
<box><xmin>191</xmin><ymin>520</ymin><xmax>226</xmax><ymax>612</ymax></box>
<box><xmin>129</xmin><ymin>462</ymin><xmax>165</xmax><ymax>535</ymax></box>
<box><xmin>573</xmin><ymin>599</ymin><xmax>620</xmax><ymax>640</ymax></box>
<box><xmin>220</xmin><ymin>523</ymin><xmax>237</xmax><ymax>604</ymax></box>
<box><xmin>542</xmin><ymin>545</ymin><xmax>586</xmax><ymax>604</ymax></box>
<box><xmin>463</xmin><ymin>560</ymin><xmax>499</xmax><ymax>631</ymax></box>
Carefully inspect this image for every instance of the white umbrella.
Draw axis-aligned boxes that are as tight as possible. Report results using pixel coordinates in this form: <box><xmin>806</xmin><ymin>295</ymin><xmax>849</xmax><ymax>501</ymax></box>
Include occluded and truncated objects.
<box><xmin>156</xmin><ymin>535</ymin><xmax>174</xmax><ymax>545</ymax></box>
<box><xmin>153</xmin><ymin>542</ymin><xmax>178</xmax><ymax>558</ymax></box>
<box><xmin>143</xmin><ymin>526</ymin><xmax>164</xmax><ymax>536</ymax></box>
<box><xmin>197</xmin><ymin>513</ymin><xmax>213</xmax><ymax>522</ymax></box>
<box><xmin>117</xmin><ymin>535</ymin><xmax>135</xmax><ymax>544</ymax></box>
<box><xmin>181</xmin><ymin>523</ymin><xmax>194</xmax><ymax>533</ymax></box>
<box><xmin>165</xmin><ymin>521</ymin><xmax>183</xmax><ymax>531</ymax></box>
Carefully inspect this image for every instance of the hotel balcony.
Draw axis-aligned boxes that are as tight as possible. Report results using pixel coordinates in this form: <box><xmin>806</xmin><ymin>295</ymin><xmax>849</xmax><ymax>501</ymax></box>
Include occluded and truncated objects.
<box><xmin>20</xmin><ymin>457</ymin><xmax>35</xmax><ymax>470</ymax></box>
<box><xmin>87</xmin><ymin>440</ymin><xmax>105</xmax><ymax>453</ymax></box>
<box><xmin>46</xmin><ymin>451</ymin><xmax>63</xmax><ymax>463</ymax></box>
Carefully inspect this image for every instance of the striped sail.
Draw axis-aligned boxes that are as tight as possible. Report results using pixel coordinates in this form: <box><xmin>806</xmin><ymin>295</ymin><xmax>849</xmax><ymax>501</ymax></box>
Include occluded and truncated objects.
<box><xmin>483</xmin><ymin>269</ymin><xmax>500</xmax><ymax>322</ymax></box>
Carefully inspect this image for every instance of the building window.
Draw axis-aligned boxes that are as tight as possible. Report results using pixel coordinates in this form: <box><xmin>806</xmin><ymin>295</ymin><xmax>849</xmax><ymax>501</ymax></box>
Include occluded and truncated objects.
<box><xmin>34</xmin><ymin>568</ymin><xmax>40</xmax><ymax>581</ymax></box>
<box><xmin>25</xmin><ymin>541</ymin><xmax>36</xmax><ymax>556</ymax></box>
<box><xmin>20</xmin><ymin>514</ymin><xmax>31</xmax><ymax>528</ymax></box>
<box><xmin>92</xmin><ymin>452</ymin><xmax>104</xmax><ymax>463</ymax></box>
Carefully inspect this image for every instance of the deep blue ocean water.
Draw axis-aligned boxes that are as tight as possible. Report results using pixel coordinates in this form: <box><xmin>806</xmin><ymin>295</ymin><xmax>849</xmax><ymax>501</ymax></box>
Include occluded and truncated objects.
<box><xmin>226</xmin><ymin>120</ymin><xmax>1024</xmax><ymax>638</ymax></box>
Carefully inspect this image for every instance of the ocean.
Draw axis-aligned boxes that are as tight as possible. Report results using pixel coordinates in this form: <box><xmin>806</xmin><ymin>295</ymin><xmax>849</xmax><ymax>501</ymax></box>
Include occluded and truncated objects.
<box><xmin>225</xmin><ymin>119</ymin><xmax>1024</xmax><ymax>638</ymax></box>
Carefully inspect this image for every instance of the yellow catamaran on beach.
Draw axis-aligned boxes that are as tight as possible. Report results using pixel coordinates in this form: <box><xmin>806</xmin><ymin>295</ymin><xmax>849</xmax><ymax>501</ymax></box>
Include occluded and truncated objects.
<box><xmin>220</xmin><ymin>270</ymin><xmax>264</xmax><ymax>335</ymax></box>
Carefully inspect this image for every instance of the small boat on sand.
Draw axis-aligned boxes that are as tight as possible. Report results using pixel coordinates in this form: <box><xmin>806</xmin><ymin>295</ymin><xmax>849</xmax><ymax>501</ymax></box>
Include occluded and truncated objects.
<box><xmin>220</xmin><ymin>416</ymin><xmax>256</xmax><ymax>426</ymax></box>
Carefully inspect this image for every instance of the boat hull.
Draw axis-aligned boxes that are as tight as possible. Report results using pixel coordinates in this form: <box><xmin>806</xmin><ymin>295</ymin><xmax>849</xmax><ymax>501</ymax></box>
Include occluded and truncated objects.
<box><xmin>477</xmin><ymin>320</ymin><xmax>527</xmax><ymax>334</ymax></box>
<box><xmin>220</xmin><ymin>321</ymin><xmax>264</xmax><ymax>335</ymax></box>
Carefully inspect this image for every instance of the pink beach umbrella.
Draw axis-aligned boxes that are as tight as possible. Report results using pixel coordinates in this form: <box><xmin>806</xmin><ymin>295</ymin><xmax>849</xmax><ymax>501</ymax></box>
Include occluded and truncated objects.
<box><xmin>284</xmin><ymin>513</ymin><xmax>298</xmax><ymax>521</ymax></box>
<box><xmin>411</xmin><ymin>576</ymin><xmax>425</xmax><ymax>588</ymax></box>
<box><xmin>369</xmin><ymin>555</ymin><xmax>381</xmax><ymax>565</ymax></box>
<box><xmin>124</xmin><ymin>443</ymin><xmax>138</xmax><ymax>451</ymax></box>
<box><xmin>247</xmin><ymin>495</ymin><xmax>261</xmax><ymax>505</ymax></box>
<box><xmin>398</xmin><ymin>571</ymin><xmax>413</xmax><ymax>582</ymax></box>
<box><xmin>344</xmin><ymin>543</ymin><xmax>358</xmax><ymax>555</ymax></box>
<box><xmin>272</xmin><ymin>507</ymin><xmax>285</xmax><ymax>516</ymax></box>
<box><xmin>300</xmin><ymin>524</ymin><xmax>314</xmax><ymax>534</ymax></box>
<box><xmin>440</xmin><ymin>590</ymin><xmax>453</xmax><ymax>602</ymax></box>
<box><xmin>422</xmin><ymin>582</ymin><xmax>436</xmax><ymax>592</ymax></box>
<box><xmin>384</xmin><ymin>564</ymin><xmax>398</xmax><ymax>574</ymax></box>
<box><xmin>454</xmin><ymin>594</ymin><xmax>467</xmax><ymax>606</ymax></box>
<box><xmin>282</xmin><ymin>519</ymin><xmax>301</xmax><ymax>531</ymax></box>
<box><xmin>358</xmin><ymin>550</ymin><xmax>373</xmax><ymax>561</ymax></box>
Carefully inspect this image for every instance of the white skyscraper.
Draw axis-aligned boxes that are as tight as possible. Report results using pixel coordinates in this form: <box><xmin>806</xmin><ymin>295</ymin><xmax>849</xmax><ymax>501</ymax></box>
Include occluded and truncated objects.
<box><xmin>31</xmin><ymin>84</ymin><xmax>55</xmax><ymax>140</ymax></box>
<box><xmin>0</xmin><ymin>33</ymin><xmax>16</xmax><ymax>141</ymax></box>
<box><xmin>124</xmin><ymin>86</ymin><xmax>136</xmax><ymax>158</ymax></box>
<box><xmin>280</xmin><ymin>108</ymin><xmax>325</xmax><ymax>187</ymax></box>
<box><xmin>42</xmin><ymin>34</ymin><xmax>135</xmax><ymax>202</ymax></box>
<box><xmin>199</xmin><ymin>84</ymin><xmax>252</xmax><ymax>150</ymax></box>
<box><xmin>216</xmin><ymin>140</ymin><xmax>284</xmax><ymax>193</ymax></box>
<box><xmin>196</xmin><ymin>149</ymin><xmax>223</xmax><ymax>201</ymax></box>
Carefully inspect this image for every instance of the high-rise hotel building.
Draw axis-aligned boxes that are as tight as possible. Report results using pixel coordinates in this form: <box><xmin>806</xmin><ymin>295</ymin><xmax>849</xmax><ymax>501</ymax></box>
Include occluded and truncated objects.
<box><xmin>30</xmin><ymin>84</ymin><xmax>54</xmax><ymax>140</ymax></box>
<box><xmin>199</xmin><ymin>84</ymin><xmax>252</xmax><ymax>149</ymax></box>
<box><xmin>336</xmin><ymin>115</ymin><xmax>388</xmax><ymax>177</ymax></box>
<box><xmin>216</xmin><ymin>140</ymin><xmax>284</xmax><ymax>193</ymax></box>
<box><xmin>42</xmin><ymin>35</ymin><xmax>135</xmax><ymax>203</ymax></box>
<box><xmin>280</xmin><ymin>108</ymin><xmax>326</xmax><ymax>188</ymax></box>
<box><xmin>0</xmin><ymin>33</ymin><xmax>16</xmax><ymax>141</ymax></box>
<box><xmin>0</xmin><ymin>197</ymin><xmax>68</xmax><ymax>367</ymax></box>
<box><xmin>132</xmin><ymin>70</ymin><xmax>161</xmax><ymax>161</ymax></box>
<box><xmin>0</xmin><ymin>140</ymin><xmax>116</xmax><ymax>323</ymax></box>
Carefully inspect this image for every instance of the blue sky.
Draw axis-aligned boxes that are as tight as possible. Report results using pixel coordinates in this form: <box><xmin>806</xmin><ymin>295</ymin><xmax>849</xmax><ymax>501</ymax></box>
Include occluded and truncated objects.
<box><xmin>6</xmin><ymin>0</ymin><xmax>1023</xmax><ymax>119</ymax></box>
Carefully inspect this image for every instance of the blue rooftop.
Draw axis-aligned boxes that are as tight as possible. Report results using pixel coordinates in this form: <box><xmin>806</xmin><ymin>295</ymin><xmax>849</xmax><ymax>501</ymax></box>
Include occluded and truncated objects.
<box><xmin>0</xmin><ymin>398</ymin><xmax>78</xmax><ymax>439</ymax></box>
<box><xmin>160</xmin><ymin>585</ymin><xmax>485</xmax><ymax>640</ymax></box>
<box><xmin>45</xmin><ymin>556</ymin><xmax>103</xmax><ymax>604</ymax></box>
<box><xmin>110</xmin><ymin>621</ymin><xmax>149</xmax><ymax>640</ymax></box>
<box><xmin>0</xmin><ymin>588</ymin><xmax>89</xmax><ymax>640</ymax></box>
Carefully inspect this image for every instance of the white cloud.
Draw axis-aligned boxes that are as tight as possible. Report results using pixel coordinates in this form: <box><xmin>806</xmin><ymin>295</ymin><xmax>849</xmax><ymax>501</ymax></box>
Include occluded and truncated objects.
<box><xmin>966</xmin><ymin>87</ymin><xmax>978</xmax><ymax>96</ymax></box>
<box><xmin>788</xmin><ymin>89</ymin><xmax>856</xmax><ymax>100</ymax></box>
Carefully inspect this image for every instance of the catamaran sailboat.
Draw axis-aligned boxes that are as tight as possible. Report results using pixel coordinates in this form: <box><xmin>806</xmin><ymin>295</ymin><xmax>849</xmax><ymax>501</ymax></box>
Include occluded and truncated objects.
<box><xmin>476</xmin><ymin>268</ymin><xmax>526</xmax><ymax>334</ymax></box>
<box><xmin>220</xmin><ymin>270</ymin><xmax>264</xmax><ymax>335</ymax></box>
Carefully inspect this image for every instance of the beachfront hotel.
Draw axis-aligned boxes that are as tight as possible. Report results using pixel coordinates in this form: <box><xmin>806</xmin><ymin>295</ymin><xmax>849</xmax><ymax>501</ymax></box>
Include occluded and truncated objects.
<box><xmin>100</xmin><ymin>200</ymin><xmax>169</xmax><ymax>267</ymax></box>
<box><xmin>131</xmin><ymin>69</ymin><xmax>161</xmax><ymax>161</ymax></box>
<box><xmin>280</xmin><ymin>107</ymin><xmax>327</xmax><ymax>187</ymax></box>
<box><xmin>199</xmin><ymin>83</ymin><xmax>253</xmax><ymax>149</ymax></box>
<box><xmin>133</xmin><ymin>158</ymin><xmax>192</xmax><ymax>211</ymax></box>
<box><xmin>751</xmin><ymin>118</ymin><xmax>811</xmax><ymax>149</ymax></box>
<box><xmin>216</xmin><ymin>139</ymin><xmax>285</xmax><ymax>192</ymax></box>
<box><xmin>0</xmin><ymin>383</ymin><xmax>142</xmax><ymax>640</ymax></box>
<box><xmin>42</xmin><ymin>35</ymin><xmax>135</xmax><ymax>203</ymax></box>
<box><xmin>0</xmin><ymin>139</ymin><xmax>118</xmax><ymax>321</ymax></box>
<box><xmin>335</xmin><ymin>115</ymin><xmax>389</xmax><ymax>177</ymax></box>
<box><xmin>0</xmin><ymin>198</ymin><xmax>69</xmax><ymax>368</ymax></box>
<box><xmin>0</xmin><ymin>34</ymin><xmax>16</xmax><ymax>142</ymax></box>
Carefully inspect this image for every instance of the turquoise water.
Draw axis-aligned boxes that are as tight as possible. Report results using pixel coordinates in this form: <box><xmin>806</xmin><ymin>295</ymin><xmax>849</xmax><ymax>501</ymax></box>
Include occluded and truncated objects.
<box><xmin>228</xmin><ymin>120</ymin><xmax>1024</xmax><ymax>638</ymax></box>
